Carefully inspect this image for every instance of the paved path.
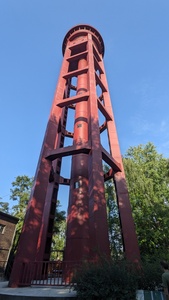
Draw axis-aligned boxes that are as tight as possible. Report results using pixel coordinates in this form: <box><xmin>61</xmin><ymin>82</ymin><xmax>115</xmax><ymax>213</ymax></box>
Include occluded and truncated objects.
<box><xmin>0</xmin><ymin>281</ymin><xmax>164</xmax><ymax>300</ymax></box>
<box><xmin>0</xmin><ymin>281</ymin><xmax>77</xmax><ymax>299</ymax></box>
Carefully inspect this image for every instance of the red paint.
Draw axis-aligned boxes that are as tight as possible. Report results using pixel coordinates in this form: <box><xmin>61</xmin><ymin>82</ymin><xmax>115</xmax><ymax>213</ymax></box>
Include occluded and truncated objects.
<box><xmin>9</xmin><ymin>24</ymin><xmax>140</xmax><ymax>288</ymax></box>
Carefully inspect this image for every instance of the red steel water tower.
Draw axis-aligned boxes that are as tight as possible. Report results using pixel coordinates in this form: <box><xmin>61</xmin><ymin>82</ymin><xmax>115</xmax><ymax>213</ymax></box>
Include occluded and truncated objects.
<box><xmin>9</xmin><ymin>24</ymin><xmax>140</xmax><ymax>287</ymax></box>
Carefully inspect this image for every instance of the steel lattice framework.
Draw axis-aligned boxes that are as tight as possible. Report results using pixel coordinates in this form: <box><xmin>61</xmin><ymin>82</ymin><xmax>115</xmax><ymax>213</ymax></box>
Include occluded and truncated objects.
<box><xmin>9</xmin><ymin>25</ymin><xmax>140</xmax><ymax>287</ymax></box>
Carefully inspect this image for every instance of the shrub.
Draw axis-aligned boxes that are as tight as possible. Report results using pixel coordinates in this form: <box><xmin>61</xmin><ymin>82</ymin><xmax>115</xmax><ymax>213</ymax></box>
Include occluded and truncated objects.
<box><xmin>137</xmin><ymin>258</ymin><xmax>163</xmax><ymax>290</ymax></box>
<box><xmin>72</xmin><ymin>258</ymin><xmax>138</xmax><ymax>300</ymax></box>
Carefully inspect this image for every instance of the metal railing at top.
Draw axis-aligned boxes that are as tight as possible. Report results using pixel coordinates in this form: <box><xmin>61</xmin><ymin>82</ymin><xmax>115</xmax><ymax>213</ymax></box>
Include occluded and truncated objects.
<box><xmin>19</xmin><ymin>260</ymin><xmax>79</xmax><ymax>287</ymax></box>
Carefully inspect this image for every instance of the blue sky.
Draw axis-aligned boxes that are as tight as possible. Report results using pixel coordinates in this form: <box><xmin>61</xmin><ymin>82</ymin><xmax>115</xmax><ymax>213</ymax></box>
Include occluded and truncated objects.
<box><xmin>0</xmin><ymin>0</ymin><xmax>169</xmax><ymax>211</ymax></box>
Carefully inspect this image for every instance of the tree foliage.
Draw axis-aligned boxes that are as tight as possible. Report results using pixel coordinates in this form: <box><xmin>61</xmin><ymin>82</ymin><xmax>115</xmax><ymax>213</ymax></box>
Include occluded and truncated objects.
<box><xmin>10</xmin><ymin>175</ymin><xmax>33</xmax><ymax>234</ymax></box>
<box><xmin>72</xmin><ymin>257</ymin><xmax>138</xmax><ymax>299</ymax></box>
<box><xmin>0</xmin><ymin>200</ymin><xmax>9</xmax><ymax>213</ymax></box>
<box><xmin>104</xmin><ymin>142</ymin><xmax>169</xmax><ymax>259</ymax></box>
<box><xmin>123</xmin><ymin>142</ymin><xmax>169</xmax><ymax>257</ymax></box>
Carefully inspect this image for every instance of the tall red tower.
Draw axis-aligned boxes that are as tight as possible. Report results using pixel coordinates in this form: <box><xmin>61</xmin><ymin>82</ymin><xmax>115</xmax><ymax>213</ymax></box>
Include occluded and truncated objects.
<box><xmin>9</xmin><ymin>24</ymin><xmax>140</xmax><ymax>287</ymax></box>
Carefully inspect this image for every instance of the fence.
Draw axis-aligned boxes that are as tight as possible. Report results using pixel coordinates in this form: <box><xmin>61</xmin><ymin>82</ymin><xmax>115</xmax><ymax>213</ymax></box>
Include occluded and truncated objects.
<box><xmin>0</xmin><ymin>259</ymin><xmax>166</xmax><ymax>299</ymax></box>
<box><xmin>19</xmin><ymin>260</ymin><xmax>79</xmax><ymax>287</ymax></box>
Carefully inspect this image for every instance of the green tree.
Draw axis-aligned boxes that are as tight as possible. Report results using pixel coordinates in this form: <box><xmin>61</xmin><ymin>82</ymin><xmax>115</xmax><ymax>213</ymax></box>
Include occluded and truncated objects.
<box><xmin>123</xmin><ymin>142</ymin><xmax>169</xmax><ymax>257</ymax></box>
<box><xmin>0</xmin><ymin>199</ymin><xmax>9</xmax><ymax>213</ymax></box>
<box><xmin>10</xmin><ymin>175</ymin><xmax>33</xmax><ymax>234</ymax></box>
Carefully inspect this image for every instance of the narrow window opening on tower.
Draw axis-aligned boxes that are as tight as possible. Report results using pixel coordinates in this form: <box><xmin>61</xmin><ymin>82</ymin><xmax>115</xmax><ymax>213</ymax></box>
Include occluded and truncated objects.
<box><xmin>74</xmin><ymin>181</ymin><xmax>80</xmax><ymax>189</ymax></box>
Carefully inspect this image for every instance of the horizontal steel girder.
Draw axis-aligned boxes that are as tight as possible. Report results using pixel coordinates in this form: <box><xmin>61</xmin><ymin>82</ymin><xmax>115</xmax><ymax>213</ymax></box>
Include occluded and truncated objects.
<box><xmin>45</xmin><ymin>143</ymin><xmax>91</xmax><ymax>160</ymax></box>
<box><xmin>57</xmin><ymin>92</ymin><xmax>89</xmax><ymax>107</ymax></box>
<box><xmin>45</xmin><ymin>143</ymin><xmax>121</xmax><ymax>173</ymax></box>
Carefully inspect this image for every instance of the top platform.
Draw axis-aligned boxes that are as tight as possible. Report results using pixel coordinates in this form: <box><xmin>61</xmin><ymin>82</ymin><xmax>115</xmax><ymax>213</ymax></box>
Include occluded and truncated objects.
<box><xmin>62</xmin><ymin>24</ymin><xmax>105</xmax><ymax>57</ymax></box>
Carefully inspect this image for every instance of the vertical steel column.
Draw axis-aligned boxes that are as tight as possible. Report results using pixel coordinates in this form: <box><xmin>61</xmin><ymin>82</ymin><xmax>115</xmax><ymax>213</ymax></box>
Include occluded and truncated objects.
<box><xmin>87</xmin><ymin>32</ymin><xmax>110</xmax><ymax>258</ymax></box>
<box><xmin>64</xmin><ymin>57</ymin><xmax>90</xmax><ymax>262</ymax></box>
